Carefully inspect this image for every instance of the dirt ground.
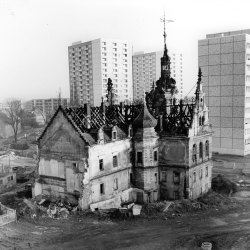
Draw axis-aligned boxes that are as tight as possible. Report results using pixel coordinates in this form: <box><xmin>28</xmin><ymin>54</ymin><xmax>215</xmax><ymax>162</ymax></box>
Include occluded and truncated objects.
<box><xmin>0</xmin><ymin>190</ymin><xmax>248</xmax><ymax>250</ymax></box>
<box><xmin>0</xmin><ymin>154</ymin><xmax>250</xmax><ymax>250</ymax></box>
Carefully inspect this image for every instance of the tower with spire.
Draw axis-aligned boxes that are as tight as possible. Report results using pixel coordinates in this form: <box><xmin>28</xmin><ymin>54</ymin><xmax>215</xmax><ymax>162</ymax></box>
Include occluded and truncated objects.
<box><xmin>132</xmin><ymin>94</ymin><xmax>159</xmax><ymax>202</ymax></box>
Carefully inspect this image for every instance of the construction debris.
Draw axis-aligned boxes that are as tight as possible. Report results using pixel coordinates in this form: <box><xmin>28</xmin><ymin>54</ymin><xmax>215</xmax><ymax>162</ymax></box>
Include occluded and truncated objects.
<box><xmin>212</xmin><ymin>174</ymin><xmax>238</xmax><ymax>195</ymax></box>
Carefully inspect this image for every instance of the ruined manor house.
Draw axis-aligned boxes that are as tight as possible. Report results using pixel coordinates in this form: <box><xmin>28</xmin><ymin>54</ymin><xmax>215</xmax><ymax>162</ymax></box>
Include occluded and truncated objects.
<box><xmin>32</xmin><ymin>39</ymin><xmax>213</xmax><ymax>210</ymax></box>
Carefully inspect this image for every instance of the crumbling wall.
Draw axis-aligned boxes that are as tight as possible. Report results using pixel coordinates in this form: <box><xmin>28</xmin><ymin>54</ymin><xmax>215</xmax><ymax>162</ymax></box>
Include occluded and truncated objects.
<box><xmin>87</xmin><ymin>139</ymin><xmax>132</xmax><ymax>205</ymax></box>
<box><xmin>158</xmin><ymin>137</ymin><xmax>189</xmax><ymax>166</ymax></box>
<box><xmin>188</xmin><ymin>161</ymin><xmax>213</xmax><ymax>199</ymax></box>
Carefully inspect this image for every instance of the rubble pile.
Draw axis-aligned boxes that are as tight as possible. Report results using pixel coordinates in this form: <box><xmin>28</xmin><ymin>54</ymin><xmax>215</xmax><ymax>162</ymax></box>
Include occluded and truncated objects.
<box><xmin>171</xmin><ymin>199</ymin><xmax>205</xmax><ymax>214</ymax></box>
<box><xmin>212</xmin><ymin>174</ymin><xmax>238</xmax><ymax>195</ymax></box>
<box><xmin>14</xmin><ymin>198</ymin><xmax>78</xmax><ymax>220</ymax></box>
<box><xmin>141</xmin><ymin>202</ymin><xmax>166</xmax><ymax>216</ymax></box>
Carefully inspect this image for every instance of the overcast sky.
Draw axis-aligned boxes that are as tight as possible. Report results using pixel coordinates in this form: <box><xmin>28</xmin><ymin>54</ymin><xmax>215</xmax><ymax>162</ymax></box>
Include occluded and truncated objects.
<box><xmin>0</xmin><ymin>0</ymin><xmax>250</xmax><ymax>102</ymax></box>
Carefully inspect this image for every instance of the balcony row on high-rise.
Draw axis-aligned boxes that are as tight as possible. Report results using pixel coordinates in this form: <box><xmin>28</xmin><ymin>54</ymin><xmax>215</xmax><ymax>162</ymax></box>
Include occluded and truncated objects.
<box><xmin>68</xmin><ymin>38</ymin><xmax>184</xmax><ymax>106</ymax></box>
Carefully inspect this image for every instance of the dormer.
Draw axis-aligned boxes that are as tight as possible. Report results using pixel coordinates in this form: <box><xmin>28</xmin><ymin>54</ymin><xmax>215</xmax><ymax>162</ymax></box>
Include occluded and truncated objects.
<box><xmin>112</xmin><ymin>126</ymin><xmax>117</xmax><ymax>141</ymax></box>
<box><xmin>98</xmin><ymin>127</ymin><xmax>104</xmax><ymax>144</ymax></box>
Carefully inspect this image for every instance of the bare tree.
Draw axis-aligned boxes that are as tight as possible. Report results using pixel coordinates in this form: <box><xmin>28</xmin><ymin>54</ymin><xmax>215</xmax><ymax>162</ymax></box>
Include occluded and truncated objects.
<box><xmin>0</xmin><ymin>98</ymin><xmax>22</xmax><ymax>143</ymax></box>
<box><xmin>33</xmin><ymin>107</ymin><xmax>54</xmax><ymax>126</ymax></box>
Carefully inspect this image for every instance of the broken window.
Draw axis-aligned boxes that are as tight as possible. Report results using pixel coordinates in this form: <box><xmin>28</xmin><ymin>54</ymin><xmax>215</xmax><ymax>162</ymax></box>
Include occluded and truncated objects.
<box><xmin>205</xmin><ymin>140</ymin><xmax>209</xmax><ymax>156</ymax></box>
<box><xmin>100</xmin><ymin>183</ymin><xmax>105</xmax><ymax>195</ymax></box>
<box><xmin>199</xmin><ymin>142</ymin><xmax>203</xmax><ymax>159</ymax></box>
<box><xmin>173</xmin><ymin>172</ymin><xmax>180</xmax><ymax>184</ymax></box>
<box><xmin>154</xmin><ymin>151</ymin><xmax>158</xmax><ymax>161</ymax></box>
<box><xmin>99</xmin><ymin>159</ymin><xmax>104</xmax><ymax>171</ymax></box>
<box><xmin>174</xmin><ymin>191</ymin><xmax>179</xmax><ymax>200</ymax></box>
<box><xmin>192</xmin><ymin>144</ymin><xmax>197</xmax><ymax>163</ymax></box>
<box><xmin>113</xmin><ymin>155</ymin><xmax>118</xmax><ymax>167</ymax></box>
<box><xmin>155</xmin><ymin>173</ymin><xmax>158</xmax><ymax>183</ymax></box>
<box><xmin>161</xmin><ymin>171</ymin><xmax>167</xmax><ymax>182</ymax></box>
<box><xmin>137</xmin><ymin>152</ymin><xmax>142</xmax><ymax>163</ymax></box>
<box><xmin>193</xmin><ymin>172</ymin><xmax>196</xmax><ymax>182</ymax></box>
<box><xmin>112</xmin><ymin>131</ymin><xmax>117</xmax><ymax>140</ymax></box>
<box><xmin>206</xmin><ymin>166</ymin><xmax>208</xmax><ymax>177</ymax></box>
<box><xmin>114</xmin><ymin>178</ymin><xmax>118</xmax><ymax>190</ymax></box>
<box><xmin>130</xmin><ymin>173</ymin><xmax>133</xmax><ymax>184</ymax></box>
<box><xmin>128</xmin><ymin>128</ymin><xmax>133</xmax><ymax>137</ymax></box>
<box><xmin>72</xmin><ymin>162</ymin><xmax>78</xmax><ymax>168</ymax></box>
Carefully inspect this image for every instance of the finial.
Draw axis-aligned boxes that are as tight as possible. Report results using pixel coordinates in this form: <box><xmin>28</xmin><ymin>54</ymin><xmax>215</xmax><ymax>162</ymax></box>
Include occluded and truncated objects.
<box><xmin>198</xmin><ymin>67</ymin><xmax>202</xmax><ymax>83</ymax></box>
<box><xmin>160</xmin><ymin>13</ymin><xmax>174</xmax><ymax>51</ymax></box>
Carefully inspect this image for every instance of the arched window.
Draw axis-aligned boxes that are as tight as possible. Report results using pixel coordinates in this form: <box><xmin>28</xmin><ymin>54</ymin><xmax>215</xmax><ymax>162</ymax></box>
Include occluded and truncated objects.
<box><xmin>205</xmin><ymin>140</ymin><xmax>209</xmax><ymax>157</ymax></box>
<box><xmin>199</xmin><ymin>142</ymin><xmax>203</xmax><ymax>158</ymax></box>
<box><xmin>192</xmin><ymin>144</ymin><xmax>197</xmax><ymax>163</ymax></box>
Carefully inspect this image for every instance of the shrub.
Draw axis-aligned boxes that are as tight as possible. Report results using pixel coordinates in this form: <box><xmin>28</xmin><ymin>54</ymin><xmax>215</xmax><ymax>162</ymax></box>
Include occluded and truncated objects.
<box><xmin>10</xmin><ymin>143</ymin><xmax>29</xmax><ymax>150</ymax></box>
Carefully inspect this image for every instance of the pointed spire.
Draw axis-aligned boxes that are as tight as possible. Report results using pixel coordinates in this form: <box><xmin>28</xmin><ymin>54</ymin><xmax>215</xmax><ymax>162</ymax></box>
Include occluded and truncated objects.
<box><xmin>133</xmin><ymin>93</ymin><xmax>157</xmax><ymax>128</ymax></box>
<box><xmin>195</xmin><ymin>67</ymin><xmax>203</xmax><ymax>100</ymax></box>
<box><xmin>151</xmin><ymin>81</ymin><xmax>155</xmax><ymax>91</ymax></box>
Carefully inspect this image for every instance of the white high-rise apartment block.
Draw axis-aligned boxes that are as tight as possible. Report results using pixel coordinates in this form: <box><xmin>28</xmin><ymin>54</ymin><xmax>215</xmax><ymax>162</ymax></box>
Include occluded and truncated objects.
<box><xmin>68</xmin><ymin>39</ymin><xmax>133</xmax><ymax>106</ymax></box>
<box><xmin>198</xmin><ymin>29</ymin><xmax>250</xmax><ymax>156</ymax></box>
<box><xmin>132</xmin><ymin>51</ymin><xmax>184</xmax><ymax>101</ymax></box>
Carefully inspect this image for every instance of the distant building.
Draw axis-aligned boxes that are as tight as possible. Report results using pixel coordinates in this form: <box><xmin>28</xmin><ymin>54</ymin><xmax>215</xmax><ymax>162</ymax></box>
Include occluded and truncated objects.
<box><xmin>132</xmin><ymin>51</ymin><xmax>184</xmax><ymax>101</ymax></box>
<box><xmin>26</xmin><ymin>98</ymin><xmax>69</xmax><ymax>113</ymax></box>
<box><xmin>68</xmin><ymin>39</ymin><xmax>133</xmax><ymax>106</ymax></box>
<box><xmin>0</xmin><ymin>164</ymin><xmax>16</xmax><ymax>189</ymax></box>
<box><xmin>198</xmin><ymin>29</ymin><xmax>250</xmax><ymax>156</ymax></box>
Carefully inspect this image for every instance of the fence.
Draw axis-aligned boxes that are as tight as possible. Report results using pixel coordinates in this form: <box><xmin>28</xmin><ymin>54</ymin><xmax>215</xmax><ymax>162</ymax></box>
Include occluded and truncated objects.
<box><xmin>0</xmin><ymin>203</ymin><xmax>16</xmax><ymax>226</ymax></box>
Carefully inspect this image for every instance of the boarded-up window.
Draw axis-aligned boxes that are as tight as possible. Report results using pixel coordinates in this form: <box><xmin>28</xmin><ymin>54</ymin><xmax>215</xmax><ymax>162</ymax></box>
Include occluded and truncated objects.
<box><xmin>205</xmin><ymin>140</ymin><xmax>209</xmax><ymax>156</ymax></box>
<box><xmin>193</xmin><ymin>172</ymin><xmax>196</xmax><ymax>182</ymax></box>
<box><xmin>192</xmin><ymin>144</ymin><xmax>197</xmax><ymax>163</ymax></box>
<box><xmin>161</xmin><ymin>171</ymin><xmax>167</xmax><ymax>182</ymax></box>
<box><xmin>114</xmin><ymin>178</ymin><xmax>118</xmax><ymax>190</ymax></box>
<box><xmin>173</xmin><ymin>172</ymin><xmax>180</xmax><ymax>184</ymax></box>
<box><xmin>113</xmin><ymin>155</ymin><xmax>118</xmax><ymax>167</ymax></box>
<box><xmin>174</xmin><ymin>191</ymin><xmax>179</xmax><ymax>200</ymax></box>
<box><xmin>199</xmin><ymin>142</ymin><xmax>203</xmax><ymax>158</ymax></box>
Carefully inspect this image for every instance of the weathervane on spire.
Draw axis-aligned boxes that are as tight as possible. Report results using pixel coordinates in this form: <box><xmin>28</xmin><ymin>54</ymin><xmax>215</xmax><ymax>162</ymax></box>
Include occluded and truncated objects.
<box><xmin>160</xmin><ymin>12</ymin><xmax>174</xmax><ymax>50</ymax></box>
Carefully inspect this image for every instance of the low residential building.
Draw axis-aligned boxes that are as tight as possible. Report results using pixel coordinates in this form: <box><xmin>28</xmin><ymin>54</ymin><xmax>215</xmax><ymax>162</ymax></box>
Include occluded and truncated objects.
<box><xmin>26</xmin><ymin>98</ymin><xmax>69</xmax><ymax>114</ymax></box>
<box><xmin>0</xmin><ymin>165</ymin><xmax>16</xmax><ymax>189</ymax></box>
<box><xmin>33</xmin><ymin>43</ymin><xmax>213</xmax><ymax>209</ymax></box>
